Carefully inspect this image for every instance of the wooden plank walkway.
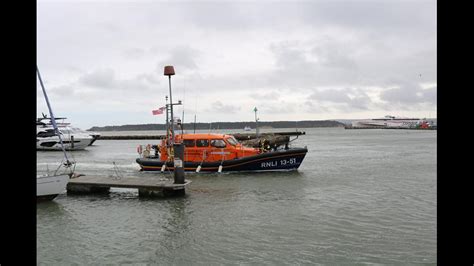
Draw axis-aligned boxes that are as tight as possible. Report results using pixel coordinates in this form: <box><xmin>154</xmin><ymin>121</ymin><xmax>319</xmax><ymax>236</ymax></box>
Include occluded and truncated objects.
<box><xmin>67</xmin><ymin>175</ymin><xmax>191</xmax><ymax>197</ymax></box>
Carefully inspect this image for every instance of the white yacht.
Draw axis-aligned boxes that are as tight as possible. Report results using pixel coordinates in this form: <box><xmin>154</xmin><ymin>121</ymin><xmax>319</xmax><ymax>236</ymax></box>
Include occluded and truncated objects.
<box><xmin>37</xmin><ymin>117</ymin><xmax>93</xmax><ymax>150</ymax></box>
<box><xmin>70</xmin><ymin>126</ymin><xmax>101</xmax><ymax>145</ymax></box>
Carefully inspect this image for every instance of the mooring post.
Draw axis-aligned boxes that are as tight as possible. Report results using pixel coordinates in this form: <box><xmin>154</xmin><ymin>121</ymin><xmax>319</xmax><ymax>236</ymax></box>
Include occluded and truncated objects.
<box><xmin>173</xmin><ymin>143</ymin><xmax>185</xmax><ymax>184</ymax></box>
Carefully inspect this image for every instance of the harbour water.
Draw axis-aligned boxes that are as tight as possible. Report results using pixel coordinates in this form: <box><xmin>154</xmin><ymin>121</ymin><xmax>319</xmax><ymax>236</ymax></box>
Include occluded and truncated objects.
<box><xmin>37</xmin><ymin>127</ymin><xmax>437</xmax><ymax>264</ymax></box>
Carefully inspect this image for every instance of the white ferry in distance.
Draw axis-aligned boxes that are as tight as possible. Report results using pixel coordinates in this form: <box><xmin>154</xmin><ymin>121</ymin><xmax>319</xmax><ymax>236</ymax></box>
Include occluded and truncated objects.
<box><xmin>351</xmin><ymin>115</ymin><xmax>422</xmax><ymax>128</ymax></box>
<box><xmin>244</xmin><ymin>126</ymin><xmax>252</xmax><ymax>131</ymax></box>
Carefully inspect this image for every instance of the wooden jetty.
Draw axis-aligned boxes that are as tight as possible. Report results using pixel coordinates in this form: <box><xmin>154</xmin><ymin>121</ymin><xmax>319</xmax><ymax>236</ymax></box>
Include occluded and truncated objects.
<box><xmin>96</xmin><ymin>131</ymin><xmax>306</xmax><ymax>140</ymax></box>
<box><xmin>96</xmin><ymin>135</ymin><xmax>167</xmax><ymax>140</ymax></box>
<box><xmin>232</xmin><ymin>131</ymin><xmax>305</xmax><ymax>140</ymax></box>
<box><xmin>67</xmin><ymin>175</ymin><xmax>191</xmax><ymax>197</ymax></box>
<box><xmin>344</xmin><ymin>126</ymin><xmax>436</xmax><ymax>130</ymax></box>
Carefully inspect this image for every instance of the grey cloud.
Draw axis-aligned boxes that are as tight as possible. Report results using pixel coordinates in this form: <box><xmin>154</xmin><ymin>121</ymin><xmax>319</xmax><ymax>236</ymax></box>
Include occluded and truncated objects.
<box><xmin>249</xmin><ymin>91</ymin><xmax>280</xmax><ymax>101</ymax></box>
<box><xmin>297</xmin><ymin>2</ymin><xmax>434</xmax><ymax>32</ymax></box>
<box><xmin>64</xmin><ymin>65</ymin><xmax>84</xmax><ymax>74</ymax></box>
<box><xmin>136</xmin><ymin>73</ymin><xmax>161</xmax><ymax>86</ymax></box>
<box><xmin>380</xmin><ymin>82</ymin><xmax>423</xmax><ymax>104</ymax></box>
<box><xmin>259</xmin><ymin>102</ymin><xmax>296</xmax><ymax>114</ymax></box>
<box><xmin>178</xmin><ymin>2</ymin><xmax>263</xmax><ymax>30</ymax></box>
<box><xmin>421</xmin><ymin>86</ymin><xmax>437</xmax><ymax>105</ymax></box>
<box><xmin>77</xmin><ymin>68</ymin><xmax>162</xmax><ymax>92</ymax></box>
<box><xmin>206</xmin><ymin>101</ymin><xmax>241</xmax><ymax>113</ymax></box>
<box><xmin>311</xmin><ymin>42</ymin><xmax>357</xmax><ymax>70</ymax></box>
<box><xmin>50</xmin><ymin>85</ymin><xmax>76</xmax><ymax>97</ymax></box>
<box><xmin>98</xmin><ymin>21</ymin><xmax>122</xmax><ymax>33</ymax></box>
<box><xmin>350</xmin><ymin>95</ymin><xmax>371</xmax><ymax>110</ymax></box>
<box><xmin>304</xmin><ymin>100</ymin><xmax>331</xmax><ymax>113</ymax></box>
<box><xmin>176</xmin><ymin>2</ymin><xmax>435</xmax><ymax>34</ymax></box>
<box><xmin>312</xmin><ymin>89</ymin><xmax>351</xmax><ymax>103</ymax></box>
<box><xmin>157</xmin><ymin>46</ymin><xmax>200</xmax><ymax>72</ymax></box>
<box><xmin>48</xmin><ymin>69</ymin><xmax>163</xmax><ymax>106</ymax></box>
<box><xmin>123</xmin><ymin>48</ymin><xmax>145</xmax><ymax>60</ymax></box>
<box><xmin>308</xmin><ymin>88</ymin><xmax>372</xmax><ymax>111</ymax></box>
<box><xmin>271</xmin><ymin>42</ymin><xmax>311</xmax><ymax>69</ymax></box>
<box><xmin>268</xmin><ymin>42</ymin><xmax>361</xmax><ymax>89</ymax></box>
<box><xmin>78</xmin><ymin>68</ymin><xmax>116</xmax><ymax>88</ymax></box>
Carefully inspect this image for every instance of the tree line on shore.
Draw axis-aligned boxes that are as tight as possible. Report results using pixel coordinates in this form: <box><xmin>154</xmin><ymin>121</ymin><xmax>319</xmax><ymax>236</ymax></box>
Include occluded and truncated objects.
<box><xmin>88</xmin><ymin>120</ymin><xmax>345</xmax><ymax>131</ymax></box>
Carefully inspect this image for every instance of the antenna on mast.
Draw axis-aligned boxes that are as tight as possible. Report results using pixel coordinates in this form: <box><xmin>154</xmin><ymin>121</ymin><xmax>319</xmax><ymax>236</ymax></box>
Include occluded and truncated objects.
<box><xmin>165</xmin><ymin>95</ymin><xmax>169</xmax><ymax>141</ymax></box>
<box><xmin>181</xmin><ymin>80</ymin><xmax>185</xmax><ymax>135</ymax></box>
<box><xmin>254</xmin><ymin>107</ymin><xmax>259</xmax><ymax>138</ymax></box>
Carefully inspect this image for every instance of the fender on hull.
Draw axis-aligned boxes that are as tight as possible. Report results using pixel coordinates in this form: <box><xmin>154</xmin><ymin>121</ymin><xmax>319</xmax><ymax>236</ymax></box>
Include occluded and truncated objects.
<box><xmin>137</xmin><ymin>148</ymin><xmax>307</xmax><ymax>172</ymax></box>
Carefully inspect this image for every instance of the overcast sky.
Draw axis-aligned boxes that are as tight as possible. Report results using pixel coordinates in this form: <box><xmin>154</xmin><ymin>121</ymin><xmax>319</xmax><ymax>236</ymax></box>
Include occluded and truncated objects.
<box><xmin>37</xmin><ymin>0</ymin><xmax>436</xmax><ymax>130</ymax></box>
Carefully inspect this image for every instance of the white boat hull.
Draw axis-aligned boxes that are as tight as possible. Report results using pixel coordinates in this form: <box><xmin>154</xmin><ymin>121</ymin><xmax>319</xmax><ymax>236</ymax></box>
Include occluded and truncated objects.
<box><xmin>37</xmin><ymin>174</ymin><xmax>70</xmax><ymax>201</ymax></box>
<box><xmin>37</xmin><ymin>135</ymin><xmax>92</xmax><ymax>150</ymax></box>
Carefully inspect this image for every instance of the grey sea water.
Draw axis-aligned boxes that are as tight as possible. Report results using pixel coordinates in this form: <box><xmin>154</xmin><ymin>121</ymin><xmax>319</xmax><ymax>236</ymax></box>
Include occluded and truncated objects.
<box><xmin>37</xmin><ymin>128</ymin><xmax>437</xmax><ymax>265</ymax></box>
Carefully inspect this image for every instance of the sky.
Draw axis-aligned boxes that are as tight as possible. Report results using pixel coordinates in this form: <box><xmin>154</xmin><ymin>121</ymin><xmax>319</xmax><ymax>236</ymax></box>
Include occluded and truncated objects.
<box><xmin>37</xmin><ymin>0</ymin><xmax>437</xmax><ymax>130</ymax></box>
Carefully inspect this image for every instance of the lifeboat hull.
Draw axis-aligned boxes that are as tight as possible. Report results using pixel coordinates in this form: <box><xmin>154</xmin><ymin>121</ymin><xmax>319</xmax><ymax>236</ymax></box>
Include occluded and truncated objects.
<box><xmin>136</xmin><ymin>148</ymin><xmax>308</xmax><ymax>172</ymax></box>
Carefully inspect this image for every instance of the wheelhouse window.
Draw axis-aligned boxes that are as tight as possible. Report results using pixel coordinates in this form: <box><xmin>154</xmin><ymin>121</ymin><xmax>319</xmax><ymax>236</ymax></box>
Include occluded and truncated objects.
<box><xmin>211</xmin><ymin>139</ymin><xmax>226</xmax><ymax>148</ymax></box>
<box><xmin>226</xmin><ymin>136</ymin><xmax>239</xmax><ymax>146</ymax></box>
<box><xmin>196</xmin><ymin>139</ymin><xmax>209</xmax><ymax>147</ymax></box>
<box><xmin>183</xmin><ymin>139</ymin><xmax>195</xmax><ymax>147</ymax></box>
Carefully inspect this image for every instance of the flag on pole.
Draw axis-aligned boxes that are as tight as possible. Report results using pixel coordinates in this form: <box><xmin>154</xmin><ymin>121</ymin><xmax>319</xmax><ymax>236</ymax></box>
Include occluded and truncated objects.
<box><xmin>152</xmin><ymin>106</ymin><xmax>166</xmax><ymax>115</ymax></box>
<box><xmin>152</xmin><ymin>109</ymin><xmax>162</xmax><ymax>115</ymax></box>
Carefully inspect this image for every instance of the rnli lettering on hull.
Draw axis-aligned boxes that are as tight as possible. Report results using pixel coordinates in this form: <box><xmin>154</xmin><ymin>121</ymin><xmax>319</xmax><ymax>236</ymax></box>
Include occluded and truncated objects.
<box><xmin>261</xmin><ymin>158</ymin><xmax>297</xmax><ymax>168</ymax></box>
<box><xmin>261</xmin><ymin>161</ymin><xmax>278</xmax><ymax>168</ymax></box>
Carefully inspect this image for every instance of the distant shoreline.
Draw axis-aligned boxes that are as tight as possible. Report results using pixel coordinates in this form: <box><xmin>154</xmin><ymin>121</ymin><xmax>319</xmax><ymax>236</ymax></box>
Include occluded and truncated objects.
<box><xmin>88</xmin><ymin>120</ymin><xmax>346</xmax><ymax>131</ymax></box>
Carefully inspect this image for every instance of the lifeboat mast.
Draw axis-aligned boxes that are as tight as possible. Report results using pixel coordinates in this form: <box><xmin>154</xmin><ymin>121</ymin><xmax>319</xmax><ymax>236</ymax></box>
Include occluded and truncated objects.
<box><xmin>164</xmin><ymin>65</ymin><xmax>185</xmax><ymax>184</ymax></box>
<box><xmin>164</xmin><ymin>66</ymin><xmax>181</xmax><ymax>146</ymax></box>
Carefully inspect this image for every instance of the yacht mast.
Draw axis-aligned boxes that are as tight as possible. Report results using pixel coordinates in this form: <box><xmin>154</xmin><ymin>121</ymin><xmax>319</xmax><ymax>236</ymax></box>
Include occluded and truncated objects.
<box><xmin>37</xmin><ymin>66</ymin><xmax>71</xmax><ymax>165</ymax></box>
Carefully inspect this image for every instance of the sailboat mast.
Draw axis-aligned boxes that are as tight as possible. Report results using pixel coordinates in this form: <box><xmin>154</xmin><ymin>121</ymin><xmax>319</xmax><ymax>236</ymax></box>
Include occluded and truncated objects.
<box><xmin>36</xmin><ymin>66</ymin><xmax>70</xmax><ymax>164</ymax></box>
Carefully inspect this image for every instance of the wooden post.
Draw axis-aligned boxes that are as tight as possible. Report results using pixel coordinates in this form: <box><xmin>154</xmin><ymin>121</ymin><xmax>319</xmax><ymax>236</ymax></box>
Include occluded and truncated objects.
<box><xmin>173</xmin><ymin>143</ymin><xmax>185</xmax><ymax>184</ymax></box>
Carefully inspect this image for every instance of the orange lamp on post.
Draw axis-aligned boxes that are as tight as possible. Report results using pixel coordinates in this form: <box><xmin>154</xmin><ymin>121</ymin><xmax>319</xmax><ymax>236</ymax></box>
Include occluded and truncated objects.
<box><xmin>164</xmin><ymin>66</ymin><xmax>175</xmax><ymax>76</ymax></box>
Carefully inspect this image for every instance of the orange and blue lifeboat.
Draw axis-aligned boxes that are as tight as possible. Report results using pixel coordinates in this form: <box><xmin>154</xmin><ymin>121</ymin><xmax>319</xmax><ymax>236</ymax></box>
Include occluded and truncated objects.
<box><xmin>136</xmin><ymin>133</ymin><xmax>307</xmax><ymax>172</ymax></box>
